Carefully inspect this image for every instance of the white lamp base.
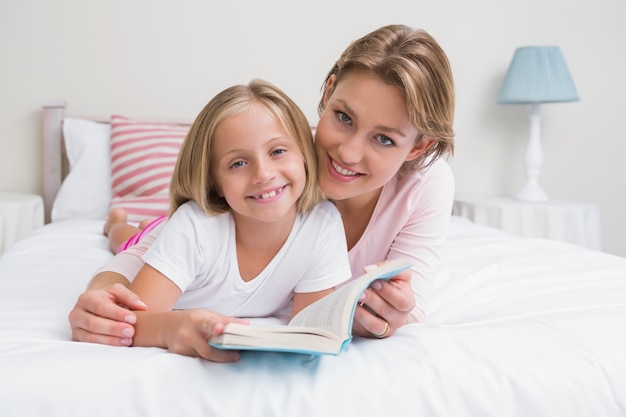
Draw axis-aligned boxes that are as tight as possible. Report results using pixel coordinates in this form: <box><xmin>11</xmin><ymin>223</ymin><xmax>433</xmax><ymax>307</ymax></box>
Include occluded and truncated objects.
<box><xmin>515</xmin><ymin>180</ymin><xmax>548</xmax><ymax>202</ymax></box>
<box><xmin>515</xmin><ymin>103</ymin><xmax>548</xmax><ymax>202</ymax></box>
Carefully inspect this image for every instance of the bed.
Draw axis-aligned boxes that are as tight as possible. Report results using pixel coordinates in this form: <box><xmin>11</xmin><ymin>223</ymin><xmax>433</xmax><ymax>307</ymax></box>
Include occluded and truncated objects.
<box><xmin>0</xmin><ymin>102</ymin><xmax>625</xmax><ymax>417</ymax></box>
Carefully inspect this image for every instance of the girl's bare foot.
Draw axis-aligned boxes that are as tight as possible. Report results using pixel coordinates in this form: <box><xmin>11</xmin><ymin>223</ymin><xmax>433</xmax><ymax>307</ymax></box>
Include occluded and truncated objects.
<box><xmin>103</xmin><ymin>208</ymin><xmax>128</xmax><ymax>237</ymax></box>
<box><xmin>138</xmin><ymin>218</ymin><xmax>153</xmax><ymax>231</ymax></box>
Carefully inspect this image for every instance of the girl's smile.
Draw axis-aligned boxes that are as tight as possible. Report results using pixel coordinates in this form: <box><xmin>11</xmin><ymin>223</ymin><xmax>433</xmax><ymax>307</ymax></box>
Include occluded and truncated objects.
<box><xmin>249</xmin><ymin>185</ymin><xmax>287</xmax><ymax>202</ymax></box>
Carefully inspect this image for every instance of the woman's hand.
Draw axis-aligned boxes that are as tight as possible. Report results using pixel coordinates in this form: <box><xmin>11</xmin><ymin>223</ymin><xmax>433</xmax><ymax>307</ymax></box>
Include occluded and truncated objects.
<box><xmin>154</xmin><ymin>309</ymin><xmax>248</xmax><ymax>362</ymax></box>
<box><xmin>351</xmin><ymin>267</ymin><xmax>415</xmax><ymax>339</ymax></box>
<box><xmin>68</xmin><ymin>273</ymin><xmax>147</xmax><ymax>347</ymax></box>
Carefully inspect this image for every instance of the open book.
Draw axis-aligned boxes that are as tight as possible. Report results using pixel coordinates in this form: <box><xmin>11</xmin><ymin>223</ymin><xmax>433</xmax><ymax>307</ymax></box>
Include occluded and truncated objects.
<box><xmin>209</xmin><ymin>259</ymin><xmax>412</xmax><ymax>355</ymax></box>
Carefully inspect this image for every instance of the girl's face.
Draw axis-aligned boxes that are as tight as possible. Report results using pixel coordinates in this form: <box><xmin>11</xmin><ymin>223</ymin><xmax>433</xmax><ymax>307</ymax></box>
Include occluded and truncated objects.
<box><xmin>315</xmin><ymin>71</ymin><xmax>433</xmax><ymax>203</ymax></box>
<box><xmin>212</xmin><ymin>104</ymin><xmax>306</xmax><ymax>226</ymax></box>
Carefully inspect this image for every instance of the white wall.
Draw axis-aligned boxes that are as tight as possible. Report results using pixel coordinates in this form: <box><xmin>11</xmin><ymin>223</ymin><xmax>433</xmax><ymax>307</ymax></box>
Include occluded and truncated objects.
<box><xmin>1</xmin><ymin>0</ymin><xmax>625</xmax><ymax>256</ymax></box>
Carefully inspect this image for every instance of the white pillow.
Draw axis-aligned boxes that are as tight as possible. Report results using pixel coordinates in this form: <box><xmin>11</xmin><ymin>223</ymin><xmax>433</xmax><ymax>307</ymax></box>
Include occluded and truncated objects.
<box><xmin>51</xmin><ymin>118</ymin><xmax>112</xmax><ymax>222</ymax></box>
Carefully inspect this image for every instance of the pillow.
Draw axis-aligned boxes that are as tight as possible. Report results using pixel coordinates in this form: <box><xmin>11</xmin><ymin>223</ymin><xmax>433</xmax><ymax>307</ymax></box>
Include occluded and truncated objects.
<box><xmin>109</xmin><ymin>115</ymin><xmax>188</xmax><ymax>223</ymax></box>
<box><xmin>51</xmin><ymin>118</ymin><xmax>112</xmax><ymax>222</ymax></box>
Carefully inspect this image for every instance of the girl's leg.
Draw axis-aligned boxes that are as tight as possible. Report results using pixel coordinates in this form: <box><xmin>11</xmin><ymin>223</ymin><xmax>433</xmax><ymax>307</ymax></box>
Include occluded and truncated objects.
<box><xmin>103</xmin><ymin>208</ymin><xmax>141</xmax><ymax>254</ymax></box>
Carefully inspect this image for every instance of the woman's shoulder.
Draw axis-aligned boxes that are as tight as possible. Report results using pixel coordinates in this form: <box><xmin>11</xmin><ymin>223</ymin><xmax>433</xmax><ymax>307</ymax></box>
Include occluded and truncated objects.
<box><xmin>376</xmin><ymin>159</ymin><xmax>454</xmax><ymax>216</ymax></box>
<box><xmin>389</xmin><ymin>158</ymin><xmax>454</xmax><ymax>191</ymax></box>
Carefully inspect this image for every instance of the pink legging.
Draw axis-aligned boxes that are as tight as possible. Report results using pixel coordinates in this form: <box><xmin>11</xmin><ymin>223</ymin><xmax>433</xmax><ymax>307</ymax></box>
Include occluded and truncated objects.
<box><xmin>117</xmin><ymin>215</ymin><xmax>167</xmax><ymax>253</ymax></box>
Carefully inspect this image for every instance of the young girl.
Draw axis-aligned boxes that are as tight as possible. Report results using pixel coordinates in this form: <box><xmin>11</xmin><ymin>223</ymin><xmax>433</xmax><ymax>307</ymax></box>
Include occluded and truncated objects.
<box><xmin>69</xmin><ymin>24</ymin><xmax>455</xmax><ymax>352</ymax></box>
<box><xmin>117</xmin><ymin>79</ymin><xmax>352</xmax><ymax>360</ymax></box>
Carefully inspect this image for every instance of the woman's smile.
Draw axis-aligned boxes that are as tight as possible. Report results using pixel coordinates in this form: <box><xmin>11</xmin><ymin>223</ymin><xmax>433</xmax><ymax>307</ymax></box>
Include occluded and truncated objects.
<box><xmin>327</xmin><ymin>156</ymin><xmax>362</xmax><ymax>183</ymax></box>
<box><xmin>331</xmin><ymin>158</ymin><xmax>360</xmax><ymax>177</ymax></box>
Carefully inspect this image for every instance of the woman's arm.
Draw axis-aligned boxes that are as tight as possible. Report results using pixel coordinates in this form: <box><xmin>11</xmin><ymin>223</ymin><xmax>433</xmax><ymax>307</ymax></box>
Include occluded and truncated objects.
<box><xmin>68</xmin><ymin>271</ymin><xmax>146</xmax><ymax>346</ymax></box>
<box><xmin>352</xmin><ymin>268</ymin><xmax>414</xmax><ymax>338</ymax></box>
<box><xmin>68</xmin><ymin>231</ymin><xmax>157</xmax><ymax>345</ymax></box>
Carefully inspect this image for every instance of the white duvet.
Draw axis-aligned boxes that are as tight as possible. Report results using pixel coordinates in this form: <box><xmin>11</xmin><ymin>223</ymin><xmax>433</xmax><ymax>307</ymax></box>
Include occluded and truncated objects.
<box><xmin>0</xmin><ymin>217</ymin><xmax>625</xmax><ymax>417</ymax></box>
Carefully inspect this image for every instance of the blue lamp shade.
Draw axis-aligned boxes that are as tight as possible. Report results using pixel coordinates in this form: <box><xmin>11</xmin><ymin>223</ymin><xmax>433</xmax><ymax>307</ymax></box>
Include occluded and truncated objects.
<box><xmin>497</xmin><ymin>46</ymin><xmax>579</xmax><ymax>104</ymax></box>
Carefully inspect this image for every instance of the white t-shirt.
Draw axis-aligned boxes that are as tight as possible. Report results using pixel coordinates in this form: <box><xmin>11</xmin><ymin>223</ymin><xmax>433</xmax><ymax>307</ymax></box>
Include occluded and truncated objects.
<box><xmin>95</xmin><ymin>159</ymin><xmax>454</xmax><ymax>322</ymax></box>
<box><xmin>141</xmin><ymin>200</ymin><xmax>351</xmax><ymax>318</ymax></box>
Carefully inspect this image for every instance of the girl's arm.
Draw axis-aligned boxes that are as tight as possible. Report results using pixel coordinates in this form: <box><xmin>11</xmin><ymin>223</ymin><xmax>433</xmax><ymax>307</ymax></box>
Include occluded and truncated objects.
<box><xmin>129</xmin><ymin>264</ymin><xmax>245</xmax><ymax>362</ymax></box>
<box><xmin>133</xmin><ymin>309</ymin><xmax>243</xmax><ymax>361</ymax></box>
<box><xmin>127</xmin><ymin>264</ymin><xmax>184</xmax><ymax>347</ymax></box>
<box><xmin>290</xmin><ymin>288</ymin><xmax>335</xmax><ymax>320</ymax></box>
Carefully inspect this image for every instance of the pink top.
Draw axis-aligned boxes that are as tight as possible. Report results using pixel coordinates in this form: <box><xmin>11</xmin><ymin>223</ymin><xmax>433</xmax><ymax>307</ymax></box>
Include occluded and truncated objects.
<box><xmin>347</xmin><ymin>158</ymin><xmax>455</xmax><ymax>321</ymax></box>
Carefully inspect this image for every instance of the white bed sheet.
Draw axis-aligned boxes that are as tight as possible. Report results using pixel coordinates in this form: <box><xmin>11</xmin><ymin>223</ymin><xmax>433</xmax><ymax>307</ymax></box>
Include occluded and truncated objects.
<box><xmin>0</xmin><ymin>217</ymin><xmax>625</xmax><ymax>417</ymax></box>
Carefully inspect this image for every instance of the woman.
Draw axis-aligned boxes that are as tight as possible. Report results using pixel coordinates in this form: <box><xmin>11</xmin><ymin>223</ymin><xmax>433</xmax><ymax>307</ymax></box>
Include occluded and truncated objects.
<box><xmin>69</xmin><ymin>24</ymin><xmax>455</xmax><ymax>357</ymax></box>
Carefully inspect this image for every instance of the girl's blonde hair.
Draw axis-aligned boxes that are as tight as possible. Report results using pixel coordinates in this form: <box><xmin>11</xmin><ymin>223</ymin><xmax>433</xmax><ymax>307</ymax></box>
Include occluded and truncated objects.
<box><xmin>318</xmin><ymin>24</ymin><xmax>455</xmax><ymax>174</ymax></box>
<box><xmin>170</xmin><ymin>79</ymin><xmax>323</xmax><ymax>216</ymax></box>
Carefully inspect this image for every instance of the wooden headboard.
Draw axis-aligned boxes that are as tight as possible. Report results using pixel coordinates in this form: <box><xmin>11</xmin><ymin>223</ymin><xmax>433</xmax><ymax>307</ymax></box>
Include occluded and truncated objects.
<box><xmin>41</xmin><ymin>100</ymin><xmax>68</xmax><ymax>224</ymax></box>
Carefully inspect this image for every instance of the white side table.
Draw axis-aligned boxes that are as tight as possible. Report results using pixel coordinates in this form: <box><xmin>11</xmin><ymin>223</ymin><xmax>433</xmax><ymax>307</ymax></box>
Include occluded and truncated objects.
<box><xmin>452</xmin><ymin>196</ymin><xmax>602</xmax><ymax>250</ymax></box>
<box><xmin>0</xmin><ymin>192</ymin><xmax>45</xmax><ymax>255</ymax></box>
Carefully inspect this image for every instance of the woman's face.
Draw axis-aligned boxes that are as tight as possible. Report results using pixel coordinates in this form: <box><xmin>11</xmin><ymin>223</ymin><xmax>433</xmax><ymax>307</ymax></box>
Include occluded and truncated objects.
<box><xmin>315</xmin><ymin>71</ymin><xmax>432</xmax><ymax>203</ymax></box>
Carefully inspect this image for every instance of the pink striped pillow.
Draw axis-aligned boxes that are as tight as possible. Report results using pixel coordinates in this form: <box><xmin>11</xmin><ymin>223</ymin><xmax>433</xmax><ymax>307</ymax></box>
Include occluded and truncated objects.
<box><xmin>109</xmin><ymin>115</ymin><xmax>189</xmax><ymax>222</ymax></box>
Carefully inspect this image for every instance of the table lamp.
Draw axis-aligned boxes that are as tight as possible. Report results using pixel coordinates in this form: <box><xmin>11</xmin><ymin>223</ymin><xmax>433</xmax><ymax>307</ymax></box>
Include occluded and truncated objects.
<box><xmin>497</xmin><ymin>46</ymin><xmax>579</xmax><ymax>202</ymax></box>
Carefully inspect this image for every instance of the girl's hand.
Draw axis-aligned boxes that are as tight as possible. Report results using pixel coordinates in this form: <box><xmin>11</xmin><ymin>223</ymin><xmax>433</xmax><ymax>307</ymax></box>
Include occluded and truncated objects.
<box><xmin>160</xmin><ymin>309</ymin><xmax>248</xmax><ymax>362</ymax></box>
<box><xmin>351</xmin><ymin>267</ymin><xmax>415</xmax><ymax>339</ymax></box>
<box><xmin>69</xmin><ymin>283</ymin><xmax>147</xmax><ymax>346</ymax></box>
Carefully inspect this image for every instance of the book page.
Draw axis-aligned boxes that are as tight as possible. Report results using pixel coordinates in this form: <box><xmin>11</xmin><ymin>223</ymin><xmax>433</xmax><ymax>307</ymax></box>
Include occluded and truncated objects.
<box><xmin>216</xmin><ymin>322</ymin><xmax>339</xmax><ymax>341</ymax></box>
<box><xmin>287</xmin><ymin>282</ymin><xmax>354</xmax><ymax>335</ymax></box>
<box><xmin>210</xmin><ymin>325</ymin><xmax>344</xmax><ymax>354</ymax></box>
<box><xmin>287</xmin><ymin>259</ymin><xmax>413</xmax><ymax>339</ymax></box>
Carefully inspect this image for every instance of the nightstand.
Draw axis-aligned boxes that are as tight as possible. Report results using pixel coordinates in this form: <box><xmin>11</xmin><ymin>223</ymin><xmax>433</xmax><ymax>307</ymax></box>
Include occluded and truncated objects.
<box><xmin>0</xmin><ymin>192</ymin><xmax>45</xmax><ymax>255</ymax></box>
<box><xmin>452</xmin><ymin>196</ymin><xmax>602</xmax><ymax>250</ymax></box>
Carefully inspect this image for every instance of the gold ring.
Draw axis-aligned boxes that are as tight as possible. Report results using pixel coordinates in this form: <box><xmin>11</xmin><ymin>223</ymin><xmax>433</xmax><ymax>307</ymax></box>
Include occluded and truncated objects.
<box><xmin>372</xmin><ymin>321</ymin><xmax>390</xmax><ymax>339</ymax></box>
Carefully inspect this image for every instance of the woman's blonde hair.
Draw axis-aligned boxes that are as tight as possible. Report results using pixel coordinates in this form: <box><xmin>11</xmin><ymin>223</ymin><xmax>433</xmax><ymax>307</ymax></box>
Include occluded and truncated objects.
<box><xmin>170</xmin><ymin>79</ymin><xmax>323</xmax><ymax>216</ymax></box>
<box><xmin>318</xmin><ymin>24</ymin><xmax>455</xmax><ymax>174</ymax></box>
